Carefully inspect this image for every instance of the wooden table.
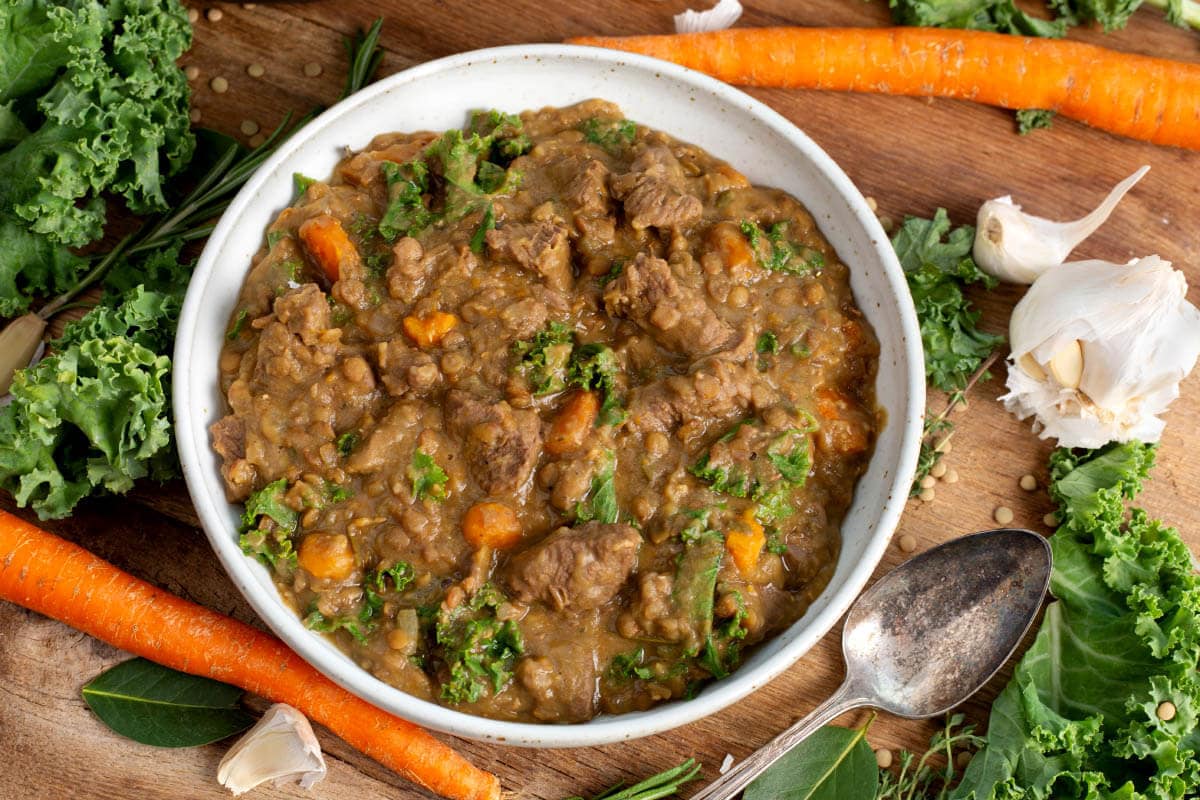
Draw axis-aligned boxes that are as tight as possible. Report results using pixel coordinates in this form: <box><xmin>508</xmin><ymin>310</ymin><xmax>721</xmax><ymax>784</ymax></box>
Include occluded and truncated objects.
<box><xmin>3</xmin><ymin>2</ymin><xmax>1199</xmax><ymax>798</ymax></box>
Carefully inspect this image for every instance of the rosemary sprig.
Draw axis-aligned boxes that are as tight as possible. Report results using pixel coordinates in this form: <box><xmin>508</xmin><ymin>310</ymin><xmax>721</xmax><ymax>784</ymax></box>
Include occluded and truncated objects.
<box><xmin>563</xmin><ymin>759</ymin><xmax>702</xmax><ymax>800</ymax></box>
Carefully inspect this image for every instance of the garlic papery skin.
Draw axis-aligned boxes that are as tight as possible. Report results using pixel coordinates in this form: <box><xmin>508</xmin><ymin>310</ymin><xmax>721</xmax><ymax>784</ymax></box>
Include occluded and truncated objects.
<box><xmin>973</xmin><ymin>165</ymin><xmax>1149</xmax><ymax>284</ymax></box>
<box><xmin>674</xmin><ymin>0</ymin><xmax>743</xmax><ymax>33</ymax></box>
<box><xmin>1001</xmin><ymin>255</ymin><xmax>1200</xmax><ymax>448</ymax></box>
<box><xmin>217</xmin><ymin>704</ymin><xmax>326</xmax><ymax>796</ymax></box>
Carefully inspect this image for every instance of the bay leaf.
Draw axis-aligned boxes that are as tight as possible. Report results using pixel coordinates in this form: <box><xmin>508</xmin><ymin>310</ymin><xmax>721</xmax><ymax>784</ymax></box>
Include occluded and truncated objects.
<box><xmin>82</xmin><ymin>658</ymin><xmax>254</xmax><ymax>748</ymax></box>
<box><xmin>743</xmin><ymin>723</ymin><xmax>878</xmax><ymax>800</ymax></box>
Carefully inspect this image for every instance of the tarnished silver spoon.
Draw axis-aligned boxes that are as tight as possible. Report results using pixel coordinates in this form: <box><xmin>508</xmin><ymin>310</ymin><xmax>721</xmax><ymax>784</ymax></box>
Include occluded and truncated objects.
<box><xmin>690</xmin><ymin>528</ymin><xmax>1052</xmax><ymax>800</ymax></box>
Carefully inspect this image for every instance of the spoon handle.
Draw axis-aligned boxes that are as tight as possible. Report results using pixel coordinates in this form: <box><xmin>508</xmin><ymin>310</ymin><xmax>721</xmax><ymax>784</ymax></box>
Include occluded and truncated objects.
<box><xmin>688</xmin><ymin>681</ymin><xmax>866</xmax><ymax>800</ymax></box>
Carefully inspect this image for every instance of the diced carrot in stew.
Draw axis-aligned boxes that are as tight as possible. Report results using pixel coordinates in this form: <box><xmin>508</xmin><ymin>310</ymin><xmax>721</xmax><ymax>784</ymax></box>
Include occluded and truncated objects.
<box><xmin>726</xmin><ymin>510</ymin><xmax>766</xmax><ymax>576</ymax></box>
<box><xmin>298</xmin><ymin>215</ymin><xmax>359</xmax><ymax>282</ymax></box>
<box><xmin>545</xmin><ymin>391</ymin><xmax>599</xmax><ymax>456</ymax></box>
<box><xmin>297</xmin><ymin>532</ymin><xmax>357</xmax><ymax>581</ymax></box>
<box><xmin>402</xmin><ymin>311</ymin><xmax>458</xmax><ymax>348</ymax></box>
<box><xmin>462</xmin><ymin>502</ymin><xmax>523</xmax><ymax>550</ymax></box>
<box><xmin>707</xmin><ymin>221</ymin><xmax>755</xmax><ymax>271</ymax></box>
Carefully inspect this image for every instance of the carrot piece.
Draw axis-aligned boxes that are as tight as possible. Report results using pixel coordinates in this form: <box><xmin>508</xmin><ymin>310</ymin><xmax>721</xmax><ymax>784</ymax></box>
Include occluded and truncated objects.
<box><xmin>297</xmin><ymin>532</ymin><xmax>357</xmax><ymax>581</ymax></box>
<box><xmin>402</xmin><ymin>311</ymin><xmax>458</xmax><ymax>348</ymax></box>
<box><xmin>566</xmin><ymin>28</ymin><xmax>1200</xmax><ymax>150</ymax></box>
<box><xmin>726</xmin><ymin>509</ymin><xmax>766</xmax><ymax>575</ymax></box>
<box><xmin>545</xmin><ymin>391</ymin><xmax>600</xmax><ymax>456</ymax></box>
<box><xmin>707</xmin><ymin>221</ymin><xmax>754</xmax><ymax>271</ymax></box>
<box><xmin>0</xmin><ymin>509</ymin><xmax>499</xmax><ymax>800</ymax></box>
<box><xmin>461</xmin><ymin>502</ymin><xmax>523</xmax><ymax>550</ymax></box>
<box><xmin>298</xmin><ymin>215</ymin><xmax>359</xmax><ymax>281</ymax></box>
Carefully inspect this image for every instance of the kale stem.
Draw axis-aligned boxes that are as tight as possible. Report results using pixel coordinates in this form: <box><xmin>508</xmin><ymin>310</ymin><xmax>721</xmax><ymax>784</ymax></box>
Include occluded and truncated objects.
<box><xmin>37</xmin><ymin>233</ymin><xmax>136</xmax><ymax>320</ymax></box>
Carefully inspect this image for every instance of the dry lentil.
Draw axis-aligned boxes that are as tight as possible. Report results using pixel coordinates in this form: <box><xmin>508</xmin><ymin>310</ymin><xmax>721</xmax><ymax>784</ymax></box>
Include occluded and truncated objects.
<box><xmin>303</xmin><ymin>61</ymin><xmax>324</xmax><ymax>77</ymax></box>
<box><xmin>877</xmin><ymin>215</ymin><xmax>895</xmax><ymax>233</ymax></box>
<box><xmin>1157</xmin><ymin>701</ymin><xmax>1177</xmax><ymax>721</ymax></box>
<box><xmin>240</xmin><ymin>119</ymin><xmax>260</xmax><ymax>136</ymax></box>
<box><xmin>1043</xmin><ymin>512</ymin><xmax>1058</xmax><ymax>528</ymax></box>
<box><xmin>865</xmin><ymin>196</ymin><xmax>878</xmax><ymax>213</ymax></box>
<box><xmin>918</xmin><ymin>487</ymin><xmax>935</xmax><ymax>502</ymax></box>
<box><xmin>210</xmin><ymin>76</ymin><xmax>229</xmax><ymax>94</ymax></box>
<box><xmin>187</xmin><ymin>7</ymin><xmax>199</xmax><ymax>23</ymax></box>
<box><xmin>247</xmin><ymin>63</ymin><xmax>266</xmax><ymax>78</ymax></box>
<box><xmin>206</xmin><ymin>7</ymin><xmax>223</xmax><ymax>22</ymax></box>
<box><xmin>875</xmin><ymin>748</ymin><xmax>893</xmax><ymax>769</ymax></box>
<box><xmin>930</xmin><ymin>461</ymin><xmax>947</xmax><ymax>479</ymax></box>
<box><xmin>944</xmin><ymin>468</ymin><xmax>959</xmax><ymax>484</ymax></box>
<box><xmin>189</xmin><ymin>108</ymin><xmax>202</xmax><ymax>124</ymax></box>
<box><xmin>919</xmin><ymin>475</ymin><xmax>936</xmax><ymax>490</ymax></box>
<box><xmin>956</xmin><ymin>751</ymin><xmax>973</xmax><ymax>769</ymax></box>
<box><xmin>1019</xmin><ymin>474</ymin><xmax>1038</xmax><ymax>491</ymax></box>
<box><xmin>898</xmin><ymin>534</ymin><xmax>917</xmax><ymax>552</ymax></box>
<box><xmin>937</xmin><ymin>439</ymin><xmax>952</xmax><ymax>455</ymax></box>
<box><xmin>249</xmin><ymin>133</ymin><xmax>266</xmax><ymax>148</ymax></box>
<box><xmin>243</xmin><ymin>2</ymin><xmax>257</xmax><ymax>6</ymax></box>
<box><xmin>994</xmin><ymin>506</ymin><xmax>1015</xmax><ymax>525</ymax></box>
<box><xmin>184</xmin><ymin>65</ymin><xmax>200</xmax><ymax>81</ymax></box>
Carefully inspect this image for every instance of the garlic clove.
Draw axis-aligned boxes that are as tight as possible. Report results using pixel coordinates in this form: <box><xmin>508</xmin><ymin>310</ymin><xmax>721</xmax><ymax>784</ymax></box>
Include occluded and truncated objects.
<box><xmin>1018</xmin><ymin>353</ymin><xmax>1047</xmax><ymax>382</ymax></box>
<box><xmin>674</xmin><ymin>0</ymin><xmax>743</xmax><ymax>32</ymax></box>
<box><xmin>1046</xmin><ymin>340</ymin><xmax>1084</xmax><ymax>389</ymax></box>
<box><xmin>217</xmin><ymin>704</ymin><xmax>326</xmax><ymax>796</ymax></box>
<box><xmin>0</xmin><ymin>313</ymin><xmax>48</xmax><ymax>396</ymax></box>
<box><xmin>973</xmin><ymin>165</ymin><xmax>1149</xmax><ymax>285</ymax></box>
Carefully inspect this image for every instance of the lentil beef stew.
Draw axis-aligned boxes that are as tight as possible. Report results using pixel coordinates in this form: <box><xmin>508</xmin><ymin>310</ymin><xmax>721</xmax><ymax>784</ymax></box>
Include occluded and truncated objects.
<box><xmin>212</xmin><ymin>100</ymin><xmax>879</xmax><ymax>723</ymax></box>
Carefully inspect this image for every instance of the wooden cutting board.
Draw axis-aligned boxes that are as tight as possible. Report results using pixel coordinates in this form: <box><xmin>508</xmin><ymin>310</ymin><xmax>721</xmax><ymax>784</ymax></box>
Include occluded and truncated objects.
<box><xmin>2</xmin><ymin>1</ymin><xmax>1199</xmax><ymax>798</ymax></box>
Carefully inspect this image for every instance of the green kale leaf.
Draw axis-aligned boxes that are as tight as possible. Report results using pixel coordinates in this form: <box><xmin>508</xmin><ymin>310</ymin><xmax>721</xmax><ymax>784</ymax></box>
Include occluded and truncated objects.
<box><xmin>891</xmin><ymin>209</ymin><xmax>1004</xmax><ymax>394</ymax></box>
<box><xmin>568</xmin><ymin>342</ymin><xmax>625</xmax><ymax>426</ymax></box>
<box><xmin>409</xmin><ymin>449</ymin><xmax>449</xmax><ymax>502</ymax></box>
<box><xmin>579</xmin><ymin>117</ymin><xmax>637</xmax><ymax>153</ymax></box>
<box><xmin>574</xmin><ymin>451</ymin><xmax>619</xmax><ymax>525</ymax></box>
<box><xmin>436</xmin><ymin>585</ymin><xmax>524</xmax><ymax>704</ymax></box>
<box><xmin>1016</xmin><ymin>109</ymin><xmax>1055</xmax><ymax>134</ymax></box>
<box><xmin>740</xmin><ymin>220</ymin><xmax>824</xmax><ymax>276</ymax></box>
<box><xmin>513</xmin><ymin>321</ymin><xmax>574</xmax><ymax>395</ymax></box>
<box><xmin>888</xmin><ymin>0</ymin><xmax>1067</xmax><ymax>36</ymax></box>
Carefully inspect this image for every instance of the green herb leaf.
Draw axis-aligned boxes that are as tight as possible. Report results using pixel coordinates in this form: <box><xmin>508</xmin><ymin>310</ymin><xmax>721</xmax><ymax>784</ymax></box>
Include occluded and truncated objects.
<box><xmin>740</xmin><ymin>220</ymin><xmax>822</xmax><ymax>275</ymax></box>
<box><xmin>437</xmin><ymin>585</ymin><xmax>524</xmax><ymax>704</ymax></box>
<box><xmin>745</xmin><ymin>722</ymin><xmax>878</xmax><ymax>800</ymax></box>
<box><xmin>336</xmin><ymin>431</ymin><xmax>360</xmax><ymax>457</ymax></box>
<box><xmin>609</xmin><ymin>648</ymin><xmax>655</xmax><ymax>682</ymax></box>
<box><xmin>580</xmin><ymin>117</ymin><xmax>638</xmax><ymax>152</ymax></box>
<box><xmin>82</xmin><ymin>658</ymin><xmax>254</xmax><ymax>748</ymax></box>
<box><xmin>561</xmin><ymin>759</ymin><xmax>702</xmax><ymax>800</ymax></box>
<box><xmin>568</xmin><ymin>343</ymin><xmax>625</xmax><ymax>426</ymax></box>
<box><xmin>293</xmin><ymin>172</ymin><xmax>317</xmax><ymax>197</ymax></box>
<box><xmin>470</xmin><ymin>203</ymin><xmax>495</xmax><ymax>254</ymax></box>
<box><xmin>575</xmin><ymin>451</ymin><xmax>619</xmax><ymax>524</ymax></box>
<box><xmin>409</xmin><ymin>449</ymin><xmax>449</xmax><ymax>502</ymax></box>
<box><xmin>1016</xmin><ymin>108</ymin><xmax>1055</xmax><ymax>134</ymax></box>
<box><xmin>379</xmin><ymin>159</ymin><xmax>433</xmax><ymax>241</ymax></box>
<box><xmin>305</xmin><ymin>608</ymin><xmax>372</xmax><ymax>643</ymax></box>
<box><xmin>891</xmin><ymin>209</ymin><xmax>1003</xmax><ymax>393</ymax></box>
<box><xmin>226</xmin><ymin>309</ymin><xmax>249</xmax><ymax>341</ymax></box>
<box><xmin>513</xmin><ymin>321</ymin><xmax>575</xmax><ymax>395</ymax></box>
<box><xmin>888</xmin><ymin>0</ymin><xmax>1067</xmax><ymax>37</ymax></box>
<box><xmin>756</xmin><ymin>331</ymin><xmax>780</xmax><ymax>354</ymax></box>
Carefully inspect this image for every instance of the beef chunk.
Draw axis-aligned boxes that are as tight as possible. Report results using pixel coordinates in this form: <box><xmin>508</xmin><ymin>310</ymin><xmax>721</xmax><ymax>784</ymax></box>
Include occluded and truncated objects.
<box><xmin>346</xmin><ymin>401</ymin><xmax>424</xmax><ymax>474</ymax></box>
<box><xmin>371</xmin><ymin>339</ymin><xmax>441</xmax><ymax>398</ymax></box>
<box><xmin>610</xmin><ymin>146</ymin><xmax>702</xmax><ymax>230</ymax></box>
<box><xmin>210</xmin><ymin>415</ymin><xmax>252</xmax><ymax>501</ymax></box>
<box><xmin>516</xmin><ymin>654</ymin><xmax>598</xmax><ymax>722</ymax></box>
<box><xmin>445</xmin><ymin>390</ymin><xmax>543</xmax><ymax>494</ymax></box>
<box><xmin>274</xmin><ymin>283</ymin><xmax>330</xmax><ymax>345</ymax></box>
<box><xmin>627</xmin><ymin>356</ymin><xmax>772</xmax><ymax>440</ymax></box>
<box><xmin>603</xmin><ymin>253</ymin><xmax>735</xmax><ymax>357</ymax></box>
<box><xmin>486</xmin><ymin>221</ymin><xmax>574</xmax><ymax>292</ymax></box>
<box><xmin>564</xmin><ymin>158</ymin><xmax>611</xmax><ymax>215</ymax></box>
<box><xmin>507</xmin><ymin>522</ymin><xmax>641</xmax><ymax>611</ymax></box>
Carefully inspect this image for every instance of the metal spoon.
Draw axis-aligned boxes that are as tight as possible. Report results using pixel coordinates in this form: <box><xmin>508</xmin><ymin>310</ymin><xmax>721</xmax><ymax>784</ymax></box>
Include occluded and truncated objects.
<box><xmin>690</xmin><ymin>528</ymin><xmax>1052</xmax><ymax>800</ymax></box>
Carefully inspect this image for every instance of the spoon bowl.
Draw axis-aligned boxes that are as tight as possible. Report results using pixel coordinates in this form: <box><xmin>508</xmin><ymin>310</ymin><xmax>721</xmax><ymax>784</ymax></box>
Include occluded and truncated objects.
<box><xmin>843</xmin><ymin>528</ymin><xmax>1053</xmax><ymax>718</ymax></box>
<box><xmin>689</xmin><ymin>528</ymin><xmax>1052</xmax><ymax>800</ymax></box>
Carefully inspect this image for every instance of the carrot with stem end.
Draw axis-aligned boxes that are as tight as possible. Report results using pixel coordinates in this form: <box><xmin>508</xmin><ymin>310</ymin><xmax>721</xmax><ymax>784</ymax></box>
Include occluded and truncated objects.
<box><xmin>566</xmin><ymin>27</ymin><xmax>1200</xmax><ymax>150</ymax></box>
<box><xmin>0</xmin><ymin>509</ymin><xmax>500</xmax><ymax>800</ymax></box>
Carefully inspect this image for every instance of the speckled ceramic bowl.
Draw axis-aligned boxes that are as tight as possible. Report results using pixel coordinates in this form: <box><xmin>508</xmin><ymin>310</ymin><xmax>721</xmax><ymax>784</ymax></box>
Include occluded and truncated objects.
<box><xmin>174</xmin><ymin>44</ymin><xmax>924</xmax><ymax>748</ymax></box>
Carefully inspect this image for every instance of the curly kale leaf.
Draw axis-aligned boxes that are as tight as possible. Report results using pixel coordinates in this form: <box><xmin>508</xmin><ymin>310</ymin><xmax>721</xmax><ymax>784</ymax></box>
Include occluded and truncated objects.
<box><xmin>892</xmin><ymin>209</ymin><xmax>1003</xmax><ymax>394</ymax></box>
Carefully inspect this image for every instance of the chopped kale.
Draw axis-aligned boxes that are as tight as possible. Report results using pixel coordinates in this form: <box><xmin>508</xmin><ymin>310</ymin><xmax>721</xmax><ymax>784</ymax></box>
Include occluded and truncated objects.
<box><xmin>409</xmin><ymin>449</ymin><xmax>449</xmax><ymax>502</ymax></box>
<box><xmin>740</xmin><ymin>220</ymin><xmax>824</xmax><ymax>275</ymax></box>
<box><xmin>336</xmin><ymin>431</ymin><xmax>360</xmax><ymax>457</ymax></box>
<box><xmin>609</xmin><ymin>648</ymin><xmax>655</xmax><ymax>682</ymax></box>
<box><xmin>436</xmin><ymin>585</ymin><xmax>524</xmax><ymax>705</ymax></box>
<box><xmin>226</xmin><ymin>309</ymin><xmax>249</xmax><ymax>341</ymax></box>
<box><xmin>513</xmin><ymin>321</ymin><xmax>575</xmax><ymax>395</ymax></box>
<box><xmin>574</xmin><ymin>451</ymin><xmax>619</xmax><ymax>525</ymax></box>
<box><xmin>580</xmin><ymin>117</ymin><xmax>638</xmax><ymax>152</ymax></box>
<box><xmin>756</xmin><ymin>331</ymin><xmax>780</xmax><ymax>355</ymax></box>
<box><xmin>378</xmin><ymin>159</ymin><xmax>433</xmax><ymax>241</ymax></box>
<box><xmin>469</xmin><ymin>203</ymin><xmax>495</xmax><ymax>254</ymax></box>
<box><xmin>568</xmin><ymin>342</ymin><xmax>626</xmax><ymax>426</ymax></box>
<box><xmin>293</xmin><ymin>172</ymin><xmax>317</xmax><ymax>197</ymax></box>
<box><xmin>304</xmin><ymin>608</ymin><xmax>371</xmax><ymax>644</ymax></box>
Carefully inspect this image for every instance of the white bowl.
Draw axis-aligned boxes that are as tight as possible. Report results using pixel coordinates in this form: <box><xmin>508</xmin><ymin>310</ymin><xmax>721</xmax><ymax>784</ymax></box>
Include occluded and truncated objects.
<box><xmin>175</xmin><ymin>43</ymin><xmax>924</xmax><ymax>748</ymax></box>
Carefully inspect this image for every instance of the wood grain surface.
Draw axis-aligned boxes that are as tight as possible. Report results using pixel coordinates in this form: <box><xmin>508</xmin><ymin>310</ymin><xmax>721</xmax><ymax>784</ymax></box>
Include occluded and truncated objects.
<box><xmin>3</xmin><ymin>1</ymin><xmax>1199</xmax><ymax>798</ymax></box>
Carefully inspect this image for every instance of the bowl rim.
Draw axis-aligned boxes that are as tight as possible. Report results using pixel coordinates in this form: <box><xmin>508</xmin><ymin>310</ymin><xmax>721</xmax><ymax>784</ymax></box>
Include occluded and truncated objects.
<box><xmin>174</xmin><ymin>42</ymin><xmax>924</xmax><ymax>748</ymax></box>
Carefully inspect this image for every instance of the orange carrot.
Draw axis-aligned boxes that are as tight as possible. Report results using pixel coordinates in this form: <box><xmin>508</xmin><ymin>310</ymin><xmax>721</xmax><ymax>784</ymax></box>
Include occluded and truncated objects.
<box><xmin>567</xmin><ymin>27</ymin><xmax>1200</xmax><ymax>150</ymax></box>
<box><xmin>461</xmin><ymin>502</ymin><xmax>523</xmax><ymax>550</ymax></box>
<box><xmin>403</xmin><ymin>311</ymin><xmax>459</xmax><ymax>348</ymax></box>
<box><xmin>0</xmin><ymin>509</ymin><xmax>499</xmax><ymax>800</ymax></box>
<box><xmin>725</xmin><ymin>509</ymin><xmax>765</xmax><ymax>575</ymax></box>
<box><xmin>298</xmin><ymin>215</ymin><xmax>359</xmax><ymax>281</ymax></box>
<box><xmin>545</xmin><ymin>390</ymin><xmax>600</xmax><ymax>456</ymax></box>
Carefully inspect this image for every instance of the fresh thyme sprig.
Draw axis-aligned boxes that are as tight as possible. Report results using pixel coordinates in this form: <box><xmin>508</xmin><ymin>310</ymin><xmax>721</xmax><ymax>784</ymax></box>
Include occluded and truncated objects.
<box><xmin>911</xmin><ymin>350</ymin><xmax>1001</xmax><ymax>496</ymax></box>
<box><xmin>563</xmin><ymin>759</ymin><xmax>702</xmax><ymax>800</ymax></box>
<box><xmin>877</xmin><ymin>714</ymin><xmax>985</xmax><ymax>800</ymax></box>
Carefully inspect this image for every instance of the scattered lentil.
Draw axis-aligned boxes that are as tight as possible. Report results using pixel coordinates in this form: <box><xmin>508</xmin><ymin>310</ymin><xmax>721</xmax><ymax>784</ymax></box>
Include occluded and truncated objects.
<box><xmin>877</xmin><ymin>215</ymin><xmax>895</xmax><ymax>233</ymax></box>
<box><xmin>303</xmin><ymin>61</ymin><xmax>324</xmax><ymax>77</ymax></box>
<box><xmin>184</xmin><ymin>64</ymin><xmax>200</xmax><ymax>81</ymax></box>
<box><xmin>955</xmin><ymin>398</ymin><xmax>969</xmax><ymax>413</ymax></box>
<box><xmin>240</xmin><ymin>119</ymin><xmax>260</xmax><ymax>136</ymax></box>
<box><xmin>189</xmin><ymin>108</ymin><xmax>202</xmax><ymax>124</ymax></box>
<box><xmin>247</xmin><ymin>62</ymin><xmax>266</xmax><ymax>78</ymax></box>
<box><xmin>206</xmin><ymin>7</ymin><xmax>223</xmax><ymax>22</ymax></box>
<box><xmin>1157</xmin><ymin>701</ymin><xmax>1177</xmax><ymax>721</ymax></box>
<box><xmin>243</xmin><ymin>2</ymin><xmax>257</xmax><ymax>6</ymax></box>
<box><xmin>918</xmin><ymin>488</ymin><xmax>936</xmax><ymax>503</ymax></box>
<box><xmin>994</xmin><ymin>506</ymin><xmax>1015</xmax><ymax>525</ymax></box>
<box><xmin>1043</xmin><ymin>512</ymin><xmax>1058</xmax><ymax>528</ymax></box>
<box><xmin>187</xmin><ymin>7</ymin><xmax>199</xmax><ymax>23</ymax></box>
<box><xmin>956</xmin><ymin>751</ymin><xmax>973</xmax><ymax>769</ymax></box>
<box><xmin>249</xmin><ymin>133</ymin><xmax>266</xmax><ymax>148</ymax></box>
<box><xmin>919</xmin><ymin>475</ymin><xmax>937</xmax><ymax>490</ymax></box>
<box><xmin>210</xmin><ymin>76</ymin><xmax>229</xmax><ymax>94</ymax></box>
<box><xmin>875</xmin><ymin>748</ymin><xmax>893</xmax><ymax>769</ymax></box>
<box><xmin>865</xmin><ymin>196</ymin><xmax>878</xmax><ymax>213</ymax></box>
<box><xmin>1019</xmin><ymin>474</ymin><xmax>1038</xmax><ymax>491</ymax></box>
<box><xmin>931</xmin><ymin>461</ymin><xmax>947</xmax><ymax>479</ymax></box>
<box><xmin>944</xmin><ymin>468</ymin><xmax>959</xmax><ymax>484</ymax></box>
<box><xmin>937</xmin><ymin>439</ymin><xmax>953</xmax><ymax>455</ymax></box>
<box><xmin>898</xmin><ymin>534</ymin><xmax>917</xmax><ymax>553</ymax></box>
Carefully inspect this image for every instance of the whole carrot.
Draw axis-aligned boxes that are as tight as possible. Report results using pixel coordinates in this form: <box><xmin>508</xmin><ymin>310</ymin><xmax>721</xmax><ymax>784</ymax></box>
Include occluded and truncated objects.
<box><xmin>566</xmin><ymin>27</ymin><xmax>1200</xmax><ymax>150</ymax></box>
<box><xmin>0</xmin><ymin>509</ymin><xmax>500</xmax><ymax>800</ymax></box>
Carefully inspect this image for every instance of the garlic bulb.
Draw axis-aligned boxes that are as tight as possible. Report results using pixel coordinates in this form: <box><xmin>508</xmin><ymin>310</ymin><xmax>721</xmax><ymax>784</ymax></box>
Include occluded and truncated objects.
<box><xmin>973</xmin><ymin>166</ymin><xmax>1149</xmax><ymax>284</ymax></box>
<box><xmin>674</xmin><ymin>0</ymin><xmax>743</xmax><ymax>33</ymax></box>
<box><xmin>217</xmin><ymin>704</ymin><xmax>326</xmax><ymax>795</ymax></box>
<box><xmin>1001</xmin><ymin>255</ymin><xmax>1200</xmax><ymax>448</ymax></box>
